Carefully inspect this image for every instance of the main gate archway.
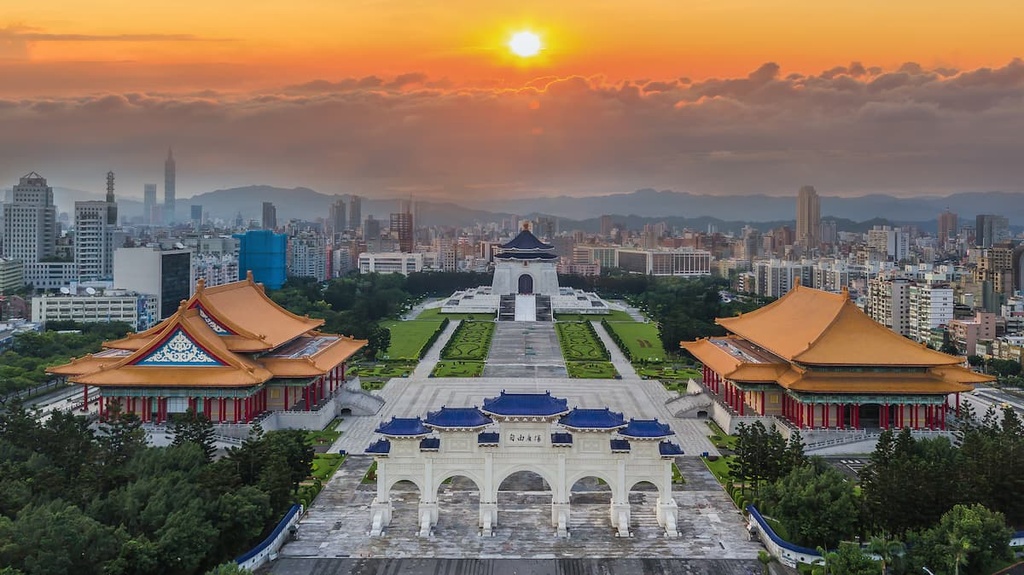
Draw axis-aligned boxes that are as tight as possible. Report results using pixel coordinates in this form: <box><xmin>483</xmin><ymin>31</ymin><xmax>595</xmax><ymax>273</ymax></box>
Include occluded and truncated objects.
<box><xmin>366</xmin><ymin>395</ymin><xmax>684</xmax><ymax>539</ymax></box>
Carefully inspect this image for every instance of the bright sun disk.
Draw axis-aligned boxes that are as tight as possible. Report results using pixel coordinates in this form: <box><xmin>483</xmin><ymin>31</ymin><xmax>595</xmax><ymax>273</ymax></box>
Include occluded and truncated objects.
<box><xmin>509</xmin><ymin>31</ymin><xmax>542</xmax><ymax>58</ymax></box>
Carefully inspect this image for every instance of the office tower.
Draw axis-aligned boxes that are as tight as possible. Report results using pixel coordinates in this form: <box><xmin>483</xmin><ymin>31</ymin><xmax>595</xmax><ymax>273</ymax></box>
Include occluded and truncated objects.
<box><xmin>938</xmin><ymin>209</ymin><xmax>957</xmax><ymax>245</ymax></box>
<box><xmin>330</xmin><ymin>199</ymin><xmax>347</xmax><ymax>237</ymax></box>
<box><xmin>975</xmin><ymin>214</ymin><xmax>1009</xmax><ymax>248</ymax></box>
<box><xmin>262</xmin><ymin>202</ymin><xmax>277</xmax><ymax>230</ymax></box>
<box><xmin>600</xmin><ymin>215</ymin><xmax>613</xmax><ymax>237</ymax></box>
<box><xmin>232</xmin><ymin>230</ymin><xmax>287</xmax><ymax>289</ymax></box>
<box><xmin>190</xmin><ymin>205</ymin><xmax>203</xmax><ymax>228</ymax></box>
<box><xmin>536</xmin><ymin>216</ymin><xmax>556</xmax><ymax>240</ymax></box>
<box><xmin>287</xmin><ymin>232</ymin><xmax>328</xmax><ymax>281</ymax></box>
<box><xmin>2</xmin><ymin>172</ymin><xmax>57</xmax><ymax>263</ymax></box>
<box><xmin>348</xmin><ymin>195</ymin><xmax>362</xmax><ymax>234</ymax></box>
<box><xmin>164</xmin><ymin>148</ymin><xmax>176</xmax><ymax>225</ymax></box>
<box><xmin>390</xmin><ymin>209</ymin><xmax>414</xmax><ymax>253</ymax></box>
<box><xmin>820</xmin><ymin>219</ymin><xmax>838</xmax><ymax>246</ymax></box>
<box><xmin>143</xmin><ymin>184</ymin><xmax>157</xmax><ymax>225</ymax></box>
<box><xmin>114</xmin><ymin>247</ymin><xmax>194</xmax><ymax>319</ymax></box>
<box><xmin>74</xmin><ymin>172</ymin><xmax>119</xmax><ymax>280</ymax></box>
<box><xmin>796</xmin><ymin>185</ymin><xmax>820</xmax><ymax>249</ymax></box>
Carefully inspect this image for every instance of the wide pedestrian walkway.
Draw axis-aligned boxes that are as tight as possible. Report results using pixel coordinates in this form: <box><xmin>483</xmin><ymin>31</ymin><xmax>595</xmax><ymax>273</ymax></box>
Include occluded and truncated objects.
<box><xmin>483</xmin><ymin>321</ymin><xmax>567</xmax><ymax>378</ymax></box>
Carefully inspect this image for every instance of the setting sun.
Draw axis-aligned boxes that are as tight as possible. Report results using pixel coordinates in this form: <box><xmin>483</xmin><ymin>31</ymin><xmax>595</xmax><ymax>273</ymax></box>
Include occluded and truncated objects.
<box><xmin>508</xmin><ymin>31</ymin><xmax>542</xmax><ymax>57</ymax></box>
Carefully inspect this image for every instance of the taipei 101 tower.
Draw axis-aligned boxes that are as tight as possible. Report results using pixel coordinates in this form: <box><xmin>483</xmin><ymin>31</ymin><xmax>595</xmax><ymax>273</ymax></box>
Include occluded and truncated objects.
<box><xmin>164</xmin><ymin>148</ymin><xmax>175</xmax><ymax>225</ymax></box>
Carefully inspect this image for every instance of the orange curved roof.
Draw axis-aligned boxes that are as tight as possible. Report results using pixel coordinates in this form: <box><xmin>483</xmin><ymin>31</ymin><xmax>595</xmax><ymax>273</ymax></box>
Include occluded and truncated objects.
<box><xmin>261</xmin><ymin>335</ymin><xmax>368</xmax><ymax>377</ymax></box>
<box><xmin>200</xmin><ymin>275</ymin><xmax>323</xmax><ymax>349</ymax></box>
<box><xmin>717</xmin><ymin>284</ymin><xmax>962</xmax><ymax>367</ymax></box>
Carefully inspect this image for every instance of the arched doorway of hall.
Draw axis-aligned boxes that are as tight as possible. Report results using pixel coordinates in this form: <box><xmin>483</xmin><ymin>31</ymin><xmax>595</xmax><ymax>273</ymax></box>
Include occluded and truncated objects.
<box><xmin>568</xmin><ymin>475</ymin><xmax>613</xmax><ymax>536</ymax></box>
<box><xmin>496</xmin><ymin>470</ymin><xmax>552</xmax><ymax>531</ymax></box>
<box><xmin>432</xmin><ymin>474</ymin><xmax>482</xmax><ymax>537</ymax></box>
<box><xmin>384</xmin><ymin>479</ymin><xmax>422</xmax><ymax>536</ymax></box>
<box><xmin>517</xmin><ymin>274</ymin><xmax>534</xmax><ymax>294</ymax></box>
<box><xmin>628</xmin><ymin>480</ymin><xmax>662</xmax><ymax>538</ymax></box>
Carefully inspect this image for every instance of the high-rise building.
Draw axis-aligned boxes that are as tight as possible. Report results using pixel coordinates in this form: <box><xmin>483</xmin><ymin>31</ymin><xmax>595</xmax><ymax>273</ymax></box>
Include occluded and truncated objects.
<box><xmin>796</xmin><ymin>185</ymin><xmax>820</xmax><ymax>249</ymax></box>
<box><xmin>600</xmin><ymin>215</ymin><xmax>613</xmax><ymax>237</ymax></box>
<box><xmin>143</xmin><ymin>184</ymin><xmax>157</xmax><ymax>225</ymax></box>
<box><xmin>937</xmin><ymin>209</ymin><xmax>957</xmax><ymax>246</ymax></box>
<box><xmin>975</xmin><ymin>214</ymin><xmax>1009</xmax><ymax>248</ymax></box>
<box><xmin>287</xmin><ymin>232</ymin><xmax>328</xmax><ymax>281</ymax></box>
<box><xmin>74</xmin><ymin>172</ymin><xmax>119</xmax><ymax>281</ymax></box>
<box><xmin>867</xmin><ymin>275</ymin><xmax>912</xmax><ymax>336</ymax></box>
<box><xmin>348</xmin><ymin>195</ymin><xmax>362</xmax><ymax>234</ymax></box>
<box><xmin>390</xmin><ymin>203</ymin><xmax>414</xmax><ymax>253</ymax></box>
<box><xmin>2</xmin><ymin>172</ymin><xmax>57</xmax><ymax>265</ymax></box>
<box><xmin>113</xmin><ymin>247</ymin><xmax>194</xmax><ymax>319</ymax></box>
<box><xmin>233</xmin><ymin>229</ymin><xmax>287</xmax><ymax>289</ymax></box>
<box><xmin>330</xmin><ymin>199</ymin><xmax>347</xmax><ymax>238</ymax></box>
<box><xmin>164</xmin><ymin>148</ymin><xmax>176</xmax><ymax>225</ymax></box>
<box><xmin>190</xmin><ymin>205</ymin><xmax>203</xmax><ymax>228</ymax></box>
<box><xmin>262</xmin><ymin>202</ymin><xmax>277</xmax><ymax>230</ymax></box>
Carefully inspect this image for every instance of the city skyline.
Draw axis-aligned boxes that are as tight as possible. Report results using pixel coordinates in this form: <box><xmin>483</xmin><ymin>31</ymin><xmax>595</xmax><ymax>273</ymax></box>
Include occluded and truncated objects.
<box><xmin>2</xmin><ymin>2</ymin><xmax>1024</xmax><ymax>201</ymax></box>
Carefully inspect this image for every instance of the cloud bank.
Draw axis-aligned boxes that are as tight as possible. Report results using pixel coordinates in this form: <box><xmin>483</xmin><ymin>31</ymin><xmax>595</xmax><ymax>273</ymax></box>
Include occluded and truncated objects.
<box><xmin>2</xmin><ymin>60</ymin><xmax>1024</xmax><ymax>201</ymax></box>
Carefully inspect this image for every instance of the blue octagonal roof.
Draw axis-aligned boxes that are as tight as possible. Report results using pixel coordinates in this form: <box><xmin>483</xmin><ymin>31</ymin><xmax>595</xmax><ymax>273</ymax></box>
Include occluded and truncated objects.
<box><xmin>619</xmin><ymin>418</ymin><xmax>673</xmax><ymax>439</ymax></box>
<box><xmin>501</xmin><ymin>228</ymin><xmax>554</xmax><ymax>251</ymax></box>
<box><xmin>376</xmin><ymin>417</ymin><xmax>430</xmax><ymax>436</ymax></box>
<box><xmin>482</xmin><ymin>391</ymin><xmax>569</xmax><ymax>417</ymax></box>
<box><xmin>424</xmin><ymin>407</ymin><xmax>492</xmax><ymax>429</ymax></box>
<box><xmin>559</xmin><ymin>407</ymin><xmax>626</xmax><ymax>430</ymax></box>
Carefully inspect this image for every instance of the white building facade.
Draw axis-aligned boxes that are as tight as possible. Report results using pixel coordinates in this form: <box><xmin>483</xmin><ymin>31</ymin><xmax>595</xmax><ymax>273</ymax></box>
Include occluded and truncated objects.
<box><xmin>358</xmin><ymin>252</ymin><xmax>424</xmax><ymax>275</ymax></box>
<box><xmin>32</xmin><ymin>290</ymin><xmax>158</xmax><ymax>330</ymax></box>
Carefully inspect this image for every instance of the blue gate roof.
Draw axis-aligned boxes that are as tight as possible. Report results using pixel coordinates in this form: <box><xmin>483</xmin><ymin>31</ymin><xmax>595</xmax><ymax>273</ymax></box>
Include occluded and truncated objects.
<box><xmin>559</xmin><ymin>407</ymin><xmax>626</xmax><ymax>430</ymax></box>
<box><xmin>659</xmin><ymin>441</ymin><xmax>684</xmax><ymax>456</ymax></box>
<box><xmin>375</xmin><ymin>417</ymin><xmax>430</xmax><ymax>436</ymax></box>
<box><xmin>482</xmin><ymin>391</ymin><xmax>569</xmax><ymax>417</ymax></box>
<box><xmin>424</xmin><ymin>407</ymin><xmax>492</xmax><ymax>429</ymax></box>
<box><xmin>366</xmin><ymin>439</ymin><xmax>391</xmax><ymax>454</ymax></box>
<box><xmin>619</xmin><ymin>418</ymin><xmax>674</xmax><ymax>439</ymax></box>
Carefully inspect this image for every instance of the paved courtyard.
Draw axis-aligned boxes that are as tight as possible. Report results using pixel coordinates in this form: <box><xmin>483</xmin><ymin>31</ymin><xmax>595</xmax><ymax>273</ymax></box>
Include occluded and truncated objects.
<box><xmin>276</xmin><ymin>313</ymin><xmax>758</xmax><ymax>572</ymax></box>
<box><xmin>483</xmin><ymin>321</ymin><xmax>568</xmax><ymax>378</ymax></box>
<box><xmin>275</xmin><ymin>456</ymin><xmax>761</xmax><ymax>563</ymax></box>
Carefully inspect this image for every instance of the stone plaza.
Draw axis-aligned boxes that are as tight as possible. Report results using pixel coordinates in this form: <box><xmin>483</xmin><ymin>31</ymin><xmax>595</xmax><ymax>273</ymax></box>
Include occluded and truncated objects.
<box><xmin>272</xmin><ymin>318</ymin><xmax>763</xmax><ymax>571</ymax></box>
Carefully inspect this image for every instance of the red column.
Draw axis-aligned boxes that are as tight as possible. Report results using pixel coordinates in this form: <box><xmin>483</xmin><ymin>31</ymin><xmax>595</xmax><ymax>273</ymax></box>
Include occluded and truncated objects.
<box><xmin>853</xmin><ymin>404</ymin><xmax>859</xmax><ymax>429</ymax></box>
<box><xmin>955</xmin><ymin>392</ymin><xmax>961</xmax><ymax>417</ymax></box>
<box><xmin>739</xmin><ymin>391</ymin><xmax>745</xmax><ymax>416</ymax></box>
<box><xmin>825</xmin><ymin>403</ymin><xmax>831</xmax><ymax>428</ymax></box>
<box><xmin>838</xmin><ymin>404</ymin><xmax>845</xmax><ymax>429</ymax></box>
<box><xmin>913</xmin><ymin>404</ymin><xmax>919</xmax><ymax>429</ymax></box>
<box><xmin>303</xmin><ymin>386</ymin><xmax>310</xmax><ymax>411</ymax></box>
<box><xmin>284</xmin><ymin>387</ymin><xmax>289</xmax><ymax>410</ymax></box>
<box><xmin>99</xmin><ymin>396</ymin><xmax>106</xmax><ymax>420</ymax></box>
<box><xmin>940</xmin><ymin>406</ymin><xmax>946</xmax><ymax>430</ymax></box>
<box><xmin>161</xmin><ymin>398</ymin><xmax>168</xmax><ymax>423</ymax></box>
<box><xmin>760</xmin><ymin>391</ymin><xmax>766</xmax><ymax>416</ymax></box>
<box><xmin>219</xmin><ymin>398</ymin><xmax>226</xmax><ymax>423</ymax></box>
<box><xmin>883</xmin><ymin>403</ymin><xmax>889</xmax><ymax>429</ymax></box>
<box><xmin>141</xmin><ymin>398</ymin><xmax>149</xmax><ymax>422</ymax></box>
<box><xmin>82</xmin><ymin>386</ymin><xmax>90</xmax><ymax>411</ymax></box>
<box><xmin>233</xmin><ymin>399</ymin><xmax>239</xmax><ymax>423</ymax></box>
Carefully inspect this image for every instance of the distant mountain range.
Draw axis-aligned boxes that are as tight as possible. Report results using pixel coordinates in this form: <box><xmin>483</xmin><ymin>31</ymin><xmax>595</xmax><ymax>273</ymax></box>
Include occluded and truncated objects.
<box><xmin>41</xmin><ymin>185</ymin><xmax>1024</xmax><ymax>231</ymax></box>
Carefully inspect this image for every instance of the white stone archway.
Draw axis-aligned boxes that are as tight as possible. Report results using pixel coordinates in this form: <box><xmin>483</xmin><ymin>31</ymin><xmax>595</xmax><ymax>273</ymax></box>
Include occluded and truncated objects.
<box><xmin>367</xmin><ymin>393</ymin><xmax>682</xmax><ymax>538</ymax></box>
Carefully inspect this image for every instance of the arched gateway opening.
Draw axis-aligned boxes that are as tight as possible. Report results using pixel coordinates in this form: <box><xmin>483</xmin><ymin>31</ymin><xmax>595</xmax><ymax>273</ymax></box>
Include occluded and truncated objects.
<box><xmin>569</xmin><ymin>475</ymin><xmax>613</xmax><ymax>536</ymax></box>
<box><xmin>432</xmin><ymin>474</ymin><xmax>481</xmax><ymax>537</ymax></box>
<box><xmin>517</xmin><ymin>274</ymin><xmax>534</xmax><ymax>294</ymax></box>
<box><xmin>628</xmin><ymin>480</ymin><xmax>661</xmax><ymax>537</ymax></box>
<box><xmin>386</xmin><ymin>480</ymin><xmax>422</xmax><ymax>535</ymax></box>
<box><xmin>497</xmin><ymin>470</ymin><xmax>552</xmax><ymax>531</ymax></box>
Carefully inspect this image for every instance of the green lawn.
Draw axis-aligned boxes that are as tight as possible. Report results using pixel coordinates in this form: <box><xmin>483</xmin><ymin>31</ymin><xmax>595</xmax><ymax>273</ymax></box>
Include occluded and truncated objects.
<box><xmin>555</xmin><ymin>309</ymin><xmax>634</xmax><ymax>322</ymax></box>
<box><xmin>702</xmin><ymin>454</ymin><xmax>735</xmax><ymax>483</ymax></box>
<box><xmin>555</xmin><ymin>322</ymin><xmax>610</xmax><ymax>361</ymax></box>
<box><xmin>565</xmin><ymin>361</ymin><xmax>618</xmax><ymax>379</ymax></box>
<box><xmin>432</xmin><ymin>361</ymin><xmax>486</xmax><ymax>377</ymax></box>
<box><xmin>380</xmin><ymin>319</ymin><xmax>444</xmax><ymax>360</ymax></box>
<box><xmin>416</xmin><ymin>307</ymin><xmax>496</xmax><ymax>321</ymax></box>
<box><xmin>306</xmin><ymin>428</ymin><xmax>341</xmax><ymax>447</ymax></box>
<box><xmin>604</xmin><ymin>321</ymin><xmax>668</xmax><ymax>362</ymax></box>
<box><xmin>311</xmin><ymin>453</ymin><xmax>345</xmax><ymax>481</ymax></box>
<box><xmin>441</xmin><ymin>321</ymin><xmax>495</xmax><ymax>361</ymax></box>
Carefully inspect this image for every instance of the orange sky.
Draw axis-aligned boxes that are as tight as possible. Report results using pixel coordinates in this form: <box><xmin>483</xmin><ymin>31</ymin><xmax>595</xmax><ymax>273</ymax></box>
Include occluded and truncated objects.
<box><xmin>3</xmin><ymin>0</ymin><xmax>1022</xmax><ymax>91</ymax></box>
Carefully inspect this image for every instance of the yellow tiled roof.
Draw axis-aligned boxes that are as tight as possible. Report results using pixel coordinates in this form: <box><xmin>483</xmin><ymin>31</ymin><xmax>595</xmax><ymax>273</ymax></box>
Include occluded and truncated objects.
<box><xmin>717</xmin><ymin>284</ymin><xmax>963</xmax><ymax>367</ymax></box>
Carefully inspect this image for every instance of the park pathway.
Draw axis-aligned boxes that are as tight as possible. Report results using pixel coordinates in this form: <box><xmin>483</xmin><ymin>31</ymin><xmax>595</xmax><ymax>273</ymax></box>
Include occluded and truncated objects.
<box><xmin>591</xmin><ymin>321</ymin><xmax>640</xmax><ymax>380</ymax></box>
<box><xmin>411</xmin><ymin>320</ymin><xmax>460</xmax><ymax>379</ymax></box>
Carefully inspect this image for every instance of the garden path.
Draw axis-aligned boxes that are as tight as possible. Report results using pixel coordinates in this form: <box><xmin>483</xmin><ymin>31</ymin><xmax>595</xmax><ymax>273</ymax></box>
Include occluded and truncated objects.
<box><xmin>591</xmin><ymin>321</ymin><xmax>641</xmax><ymax>380</ymax></box>
<box><xmin>411</xmin><ymin>320</ymin><xmax>460</xmax><ymax>378</ymax></box>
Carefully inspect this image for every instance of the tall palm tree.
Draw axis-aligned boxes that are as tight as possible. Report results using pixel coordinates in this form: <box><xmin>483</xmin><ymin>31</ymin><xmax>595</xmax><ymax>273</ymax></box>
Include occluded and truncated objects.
<box><xmin>867</xmin><ymin>535</ymin><xmax>906</xmax><ymax>575</ymax></box>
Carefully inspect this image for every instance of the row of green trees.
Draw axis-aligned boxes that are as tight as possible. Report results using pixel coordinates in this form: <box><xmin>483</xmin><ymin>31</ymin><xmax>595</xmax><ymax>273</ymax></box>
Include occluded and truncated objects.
<box><xmin>0</xmin><ymin>404</ymin><xmax>311</xmax><ymax>575</ymax></box>
<box><xmin>746</xmin><ymin>408</ymin><xmax>1021</xmax><ymax>574</ymax></box>
<box><xmin>0</xmin><ymin>321</ymin><xmax>133</xmax><ymax>396</ymax></box>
